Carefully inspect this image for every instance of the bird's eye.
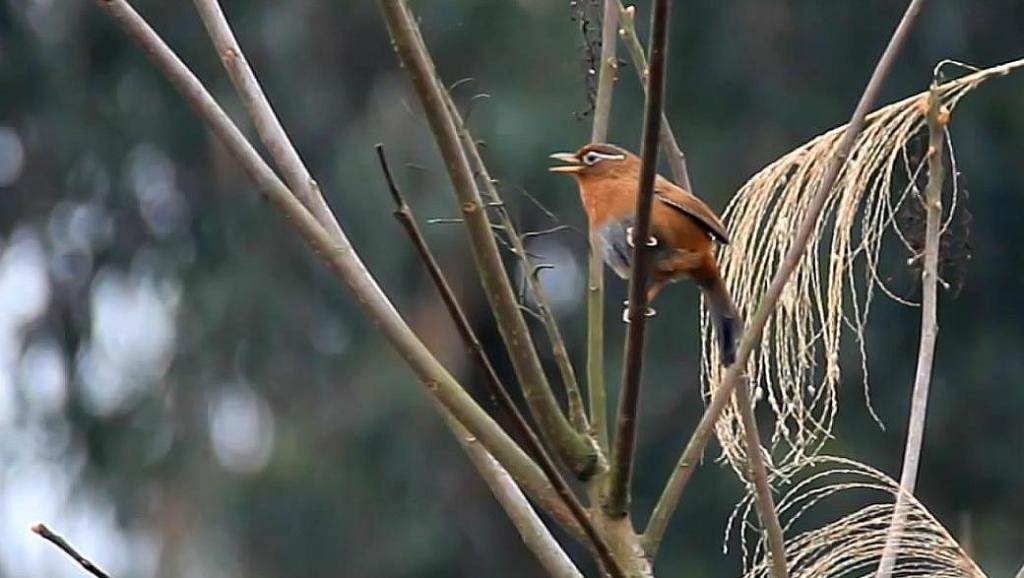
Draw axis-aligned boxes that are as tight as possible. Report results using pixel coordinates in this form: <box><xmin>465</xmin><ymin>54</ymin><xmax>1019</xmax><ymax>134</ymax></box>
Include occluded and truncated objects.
<box><xmin>582</xmin><ymin>152</ymin><xmax>602</xmax><ymax>165</ymax></box>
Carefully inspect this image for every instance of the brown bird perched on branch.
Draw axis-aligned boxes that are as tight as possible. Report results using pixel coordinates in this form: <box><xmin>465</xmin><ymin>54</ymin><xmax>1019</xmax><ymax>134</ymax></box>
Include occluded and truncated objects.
<box><xmin>550</xmin><ymin>143</ymin><xmax>740</xmax><ymax>366</ymax></box>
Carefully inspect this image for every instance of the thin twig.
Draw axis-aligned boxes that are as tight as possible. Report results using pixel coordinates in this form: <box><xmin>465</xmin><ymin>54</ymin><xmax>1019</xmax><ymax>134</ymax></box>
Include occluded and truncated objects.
<box><xmin>586</xmin><ymin>0</ymin><xmax>619</xmax><ymax>453</ymax></box>
<box><xmin>377</xmin><ymin>0</ymin><xmax>599</xmax><ymax>476</ymax></box>
<box><xmin>191</xmin><ymin>0</ymin><xmax>342</xmax><ymax>239</ymax></box>
<box><xmin>605</xmin><ymin>0</ymin><xmax>671</xmax><ymax>519</ymax></box>
<box><xmin>32</xmin><ymin>524</ymin><xmax>111</xmax><ymax>578</ymax></box>
<box><xmin>616</xmin><ymin>2</ymin><xmax>691</xmax><ymax>190</ymax></box>
<box><xmin>875</xmin><ymin>83</ymin><xmax>947</xmax><ymax>578</ymax></box>
<box><xmin>444</xmin><ymin>97</ymin><xmax>591</xmax><ymax>438</ymax></box>
<box><xmin>94</xmin><ymin>0</ymin><xmax>570</xmax><ymax>530</ymax></box>
<box><xmin>642</xmin><ymin>0</ymin><xmax>929</xmax><ymax>556</ymax></box>
<box><xmin>735</xmin><ymin>379</ymin><xmax>789</xmax><ymax>578</ymax></box>
<box><xmin>376</xmin><ymin>145</ymin><xmax>627</xmax><ymax>578</ymax></box>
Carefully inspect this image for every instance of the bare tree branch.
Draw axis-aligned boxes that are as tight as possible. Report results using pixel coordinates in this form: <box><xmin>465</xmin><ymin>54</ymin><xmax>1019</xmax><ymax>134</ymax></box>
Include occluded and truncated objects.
<box><xmin>191</xmin><ymin>0</ymin><xmax>342</xmax><ymax>239</ymax></box>
<box><xmin>32</xmin><ymin>523</ymin><xmax>111</xmax><ymax>578</ymax></box>
<box><xmin>642</xmin><ymin>0</ymin><xmax>930</xmax><ymax>556</ymax></box>
<box><xmin>616</xmin><ymin>2</ymin><xmax>691</xmax><ymax>190</ymax></box>
<box><xmin>586</xmin><ymin>0</ymin><xmax>619</xmax><ymax>453</ymax></box>
<box><xmin>93</xmin><ymin>0</ymin><xmax>566</xmax><ymax>525</ymax></box>
<box><xmin>376</xmin><ymin>145</ymin><xmax>627</xmax><ymax>578</ymax></box>
<box><xmin>438</xmin><ymin>89</ymin><xmax>591</xmax><ymax>437</ymax></box>
<box><xmin>734</xmin><ymin>379</ymin><xmax>789</xmax><ymax>578</ymax></box>
<box><xmin>606</xmin><ymin>0</ymin><xmax>671</xmax><ymax>519</ymax></box>
<box><xmin>591</xmin><ymin>0</ymin><xmax>618</xmax><ymax>144</ymax></box>
<box><xmin>875</xmin><ymin>82</ymin><xmax>947</xmax><ymax>578</ymax></box>
<box><xmin>377</xmin><ymin>0</ymin><xmax>599</xmax><ymax>477</ymax></box>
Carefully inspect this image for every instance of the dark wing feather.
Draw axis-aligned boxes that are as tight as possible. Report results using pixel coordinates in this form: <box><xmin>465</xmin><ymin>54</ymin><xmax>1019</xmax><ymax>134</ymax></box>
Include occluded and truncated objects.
<box><xmin>654</xmin><ymin>176</ymin><xmax>731</xmax><ymax>244</ymax></box>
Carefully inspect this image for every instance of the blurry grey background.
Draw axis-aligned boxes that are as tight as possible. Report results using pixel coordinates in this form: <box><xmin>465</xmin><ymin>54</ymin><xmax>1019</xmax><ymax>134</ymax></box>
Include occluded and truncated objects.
<box><xmin>1</xmin><ymin>0</ymin><xmax>1022</xmax><ymax>576</ymax></box>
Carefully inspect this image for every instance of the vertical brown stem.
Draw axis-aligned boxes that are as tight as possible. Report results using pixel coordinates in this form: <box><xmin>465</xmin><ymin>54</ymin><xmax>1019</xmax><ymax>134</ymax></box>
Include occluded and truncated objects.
<box><xmin>605</xmin><ymin>0</ymin><xmax>672</xmax><ymax>519</ymax></box>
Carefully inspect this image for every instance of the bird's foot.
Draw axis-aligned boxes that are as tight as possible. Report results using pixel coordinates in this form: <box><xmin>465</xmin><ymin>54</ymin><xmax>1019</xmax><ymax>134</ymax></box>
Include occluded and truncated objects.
<box><xmin>625</xmin><ymin>226</ymin><xmax>658</xmax><ymax>248</ymax></box>
<box><xmin>621</xmin><ymin>300</ymin><xmax>656</xmax><ymax>323</ymax></box>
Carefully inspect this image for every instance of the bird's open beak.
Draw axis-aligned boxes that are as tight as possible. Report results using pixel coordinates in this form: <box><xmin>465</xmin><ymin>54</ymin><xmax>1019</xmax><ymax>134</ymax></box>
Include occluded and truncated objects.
<box><xmin>548</xmin><ymin>152</ymin><xmax>583</xmax><ymax>173</ymax></box>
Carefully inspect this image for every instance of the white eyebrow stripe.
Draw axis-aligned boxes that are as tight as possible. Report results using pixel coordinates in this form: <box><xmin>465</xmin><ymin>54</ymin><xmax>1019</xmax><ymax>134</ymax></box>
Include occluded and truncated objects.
<box><xmin>588</xmin><ymin>152</ymin><xmax>626</xmax><ymax>161</ymax></box>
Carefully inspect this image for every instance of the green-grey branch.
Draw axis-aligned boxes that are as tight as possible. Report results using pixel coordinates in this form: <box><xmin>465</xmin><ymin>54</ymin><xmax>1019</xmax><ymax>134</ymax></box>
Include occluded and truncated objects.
<box><xmin>377</xmin><ymin>0</ymin><xmax>599</xmax><ymax>477</ymax></box>
<box><xmin>586</xmin><ymin>0</ymin><xmax>620</xmax><ymax>452</ymax></box>
<box><xmin>440</xmin><ymin>90</ymin><xmax>590</xmax><ymax>437</ymax></box>
<box><xmin>192</xmin><ymin>0</ymin><xmax>341</xmax><ymax>239</ymax></box>
<box><xmin>616</xmin><ymin>2</ymin><xmax>691</xmax><ymax>191</ymax></box>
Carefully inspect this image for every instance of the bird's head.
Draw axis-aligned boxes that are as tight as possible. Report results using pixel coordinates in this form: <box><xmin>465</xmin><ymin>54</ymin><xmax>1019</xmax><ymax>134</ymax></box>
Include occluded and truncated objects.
<box><xmin>548</xmin><ymin>143</ymin><xmax>637</xmax><ymax>179</ymax></box>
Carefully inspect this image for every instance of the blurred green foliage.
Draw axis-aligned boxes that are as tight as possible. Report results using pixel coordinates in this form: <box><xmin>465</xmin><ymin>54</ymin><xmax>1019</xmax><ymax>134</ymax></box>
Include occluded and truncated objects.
<box><xmin>1</xmin><ymin>0</ymin><xmax>1023</xmax><ymax>576</ymax></box>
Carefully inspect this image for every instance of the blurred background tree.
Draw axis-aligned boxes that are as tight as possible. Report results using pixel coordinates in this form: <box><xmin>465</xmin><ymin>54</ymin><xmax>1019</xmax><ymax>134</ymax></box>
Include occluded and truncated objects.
<box><xmin>0</xmin><ymin>0</ymin><xmax>1022</xmax><ymax>576</ymax></box>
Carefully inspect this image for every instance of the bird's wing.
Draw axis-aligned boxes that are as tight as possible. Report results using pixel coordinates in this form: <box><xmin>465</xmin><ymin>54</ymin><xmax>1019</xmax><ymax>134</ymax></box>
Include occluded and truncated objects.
<box><xmin>654</xmin><ymin>176</ymin><xmax>731</xmax><ymax>244</ymax></box>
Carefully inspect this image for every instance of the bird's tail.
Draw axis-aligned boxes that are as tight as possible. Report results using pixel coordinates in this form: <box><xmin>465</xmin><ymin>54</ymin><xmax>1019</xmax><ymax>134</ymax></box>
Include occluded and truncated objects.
<box><xmin>699</xmin><ymin>276</ymin><xmax>741</xmax><ymax>367</ymax></box>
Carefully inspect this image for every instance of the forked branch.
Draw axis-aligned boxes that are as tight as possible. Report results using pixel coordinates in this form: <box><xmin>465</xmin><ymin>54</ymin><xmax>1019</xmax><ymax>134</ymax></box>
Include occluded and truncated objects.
<box><xmin>376</xmin><ymin>145</ymin><xmax>626</xmax><ymax>578</ymax></box>
<box><xmin>875</xmin><ymin>82</ymin><xmax>947</xmax><ymax>578</ymax></box>
<box><xmin>605</xmin><ymin>0</ymin><xmax>671</xmax><ymax>519</ymax></box>
<box><xmin>192</xmin><ymin>0</ymin><xmax>341</xmax><ymax>238</ymax></box>
<box><xmin>642</xmin><ymin>0</ymin><xmax>930</xmax><ymax>557</ymax></box>
<box><xmin>94</xmin><ymin>0</ymin><xmax>567</xmax><ymax>531</ymax></box>
<box><xmin>377</xmin><ymin>0</ymin><xmax>599</xmax><ymax>477</ymax></box>
<box><xmin>438</xmin><ymin>88</ymin><xmax>589</xmax><ymax>437</ymax></box>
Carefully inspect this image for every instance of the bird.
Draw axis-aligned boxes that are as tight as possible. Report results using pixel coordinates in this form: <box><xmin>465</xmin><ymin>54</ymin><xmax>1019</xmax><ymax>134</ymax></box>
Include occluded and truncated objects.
<box><xmin>549</xmin><ymin>142</ymin><xmax>741</xmax><ymax>366</ymax></box>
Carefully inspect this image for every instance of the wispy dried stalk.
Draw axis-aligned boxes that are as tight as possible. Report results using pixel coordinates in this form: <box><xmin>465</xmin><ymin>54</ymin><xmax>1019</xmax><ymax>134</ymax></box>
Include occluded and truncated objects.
<box><xmin>94</xmin><ymin>0</ymin><xmax>567</xmax><ymax>527</ymax></box>
<box><xmin>616</xmin><ymin>2</ymin><xmax>691</xmax><ymax>190</ymax></box>
<box><xmin>33</xmin><ymin>524</ymin><xmax>111</xmax><ymax>578</ymax></box>
<box><xmin>875</xmin><ymin>82</ymin><xmax>948</xmax><ymax>578</ymax></box>
<box><xmin>587</xmin><ymin>0</ymin><xmax>619</xmax><ymax>452</ymax></box>
<box><xmin>376</xmin><ymin>0</ymin><xmax>599</xmax><ymax>476</ymax></box>
<box><xmin>376</xmin><ymin>145</ymin><xmax>625</xmax><ymax>577</ymax></box>
<box><xmin>735</xmin><ymin>457</ymin><xmax>983</xmax><ymax>578</ymax></box>
<box><xmin>708</xmin><ymin>57</ymin><xmax>1024</xmax><ymax>476</ymax></box>
<box><xmin>643</xmin><ymin>0</ymin><xmax>929</xmax><ymax>556</ymax></box>
<box><xmin>606</xmin><ymin>0</ymin><xmax>671</xmax><ymax>519</ymax></box>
